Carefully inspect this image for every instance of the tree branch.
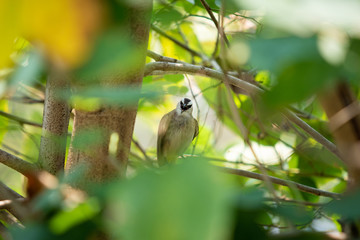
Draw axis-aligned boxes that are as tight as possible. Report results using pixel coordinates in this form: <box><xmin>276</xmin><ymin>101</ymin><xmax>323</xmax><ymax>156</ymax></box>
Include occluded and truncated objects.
<box><xmin>144</xmin><ymin>61</ymin><xmax>259</xmax><ymax>94</ymax></box>
<box><xmin>38</xmin><ymin>67</ymin><xmax>71</xmax><ymax>175</ymax></box>
<box><xmin>282</xmin><ymin>110</ymin><xmax>342</xmax><ymax>159</ymax></box>
<box><xmin>132</xmin><ymin>138</ymin><xmax>151</xmax><ymax>162</ymax></box>
<box><xmin>0</xmin><ymin>210</ymin><xmax>23</xmax><ymax>228</ymax></box>
<box><xmin>144</xmin><ymin>61</ymin><xmax>342</xmax><ymax>160</ymax></box>
<box><xmin>7</xmin><ymin>96</ymin><xmax>44</xmax><ymax>104</ymax></box>
<box><xmin>0</xmin><ymin>149</ymin><xmax>39</xmax><ymax>175</ymax></box>
<box><xmin>0</xmin><ymin>182</ymin><xmax>27</xmax><ymax>221</ymax></box>
<box><xmin>199</xmin><ymin>0</ymin><xmax>230</xmax><ymax>46</ymax></box>
<box><xmin>147</xmin><ymin>50</ymin><xmax>186</xmax><ymax>63</ymax></box>
<box><xmin>151</xmin><ymin>24</ymin><xmax>203</xmax><ymax>58</ymax></box>
<box><xmin>220</xmin><ymin>166</ymin><xmax>341</xmax><ymax>199</ymax></box>
<box><xmin>0</xmin><ymin>111</ymin><xmax>42</xmax><ymax>128</ymax></box>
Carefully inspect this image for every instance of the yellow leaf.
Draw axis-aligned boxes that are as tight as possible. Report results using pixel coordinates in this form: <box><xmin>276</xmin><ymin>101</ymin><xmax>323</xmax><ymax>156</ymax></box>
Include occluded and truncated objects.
<box><xmin>0</xmin><ymin>0</ymin><xmax>104</xmax><ymax>69</ymax></box>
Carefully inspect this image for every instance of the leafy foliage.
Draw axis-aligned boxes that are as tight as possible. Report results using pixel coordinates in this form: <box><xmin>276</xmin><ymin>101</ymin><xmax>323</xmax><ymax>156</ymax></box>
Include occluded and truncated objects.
<box><xmin>1</xmin><ymin>0</ymin><xmax>360</xmax><ymax>239</ymax></box>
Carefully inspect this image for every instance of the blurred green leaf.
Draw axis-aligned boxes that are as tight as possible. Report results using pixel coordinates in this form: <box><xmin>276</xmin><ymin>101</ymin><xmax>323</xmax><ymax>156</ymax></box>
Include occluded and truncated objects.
<box><xmin>297</xmin><ymin>145</ymin><xmax>344</xmax><ymax>178</ymax></box>
<box><xmin>0</xmin><ymin>100</ymin><xmax>9</xmax><ymax>142</ymax></box>
<box><xmin>49</xmin><ymin>199</ymin><xmax>100</xmax><ymax>234</ymax></box>
<box><xmin>71</xmin><ymin>128</ymin><xmax>105</xmax><ymax>151</ymax></box>
<box><xmin>105</xmin><ymin>160</ymin><xmax>232</xmax><ymax>240</ymax></box>
<box><xmin>248</xmin><ymin>37</ymin><xmax>320</xmax><ymax>72</ymax></box>
<box><xmin>153</xmin><ymin>7</ymin><xmax>183</xmax><ymax>28</ymax></box>
<box><xmin>10</xmin><ymin>51</ymin><xmax>45</xmax><ymax>88</ymax></box>
<box><xmin>164</xmin><ymin>74</ymin><xmax>184</xmax><ymax>83</ymax></box>
<box><xmin>325</xmin><ymin>189</ymin><xmax>360</xmax><ymax>220</ymax></box>
<box><xmin>247</xmin><ymin>36</ymin><xmax>339</xmax><ymax>109</ymax></box>
<box><xmin>61</xmin><ymin>85</ymin><xmax>163</xmax><ymax>109</ymax></box>
<box><xmin>75</xmin><ymin>30</ymin><xmax>138</xmax><ymax>79</ymax></box>
<box><xmin>262</xmin><ymin>60</ymin><xmax>338</xmax><ymax>109</ymax></box>
<box><xmin>269</xmin><ymin>204</ymin><xmax>313</xmax><ymax>226</ymax></box>
<box><xmin>233</xmin><ymin>187</ymin><xmax>265</xmax><ymax>210</ymax></box>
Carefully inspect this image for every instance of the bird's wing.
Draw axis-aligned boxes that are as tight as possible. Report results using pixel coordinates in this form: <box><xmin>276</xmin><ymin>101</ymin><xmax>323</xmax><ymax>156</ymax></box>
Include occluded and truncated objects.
<box><xmin>193</xmin><ymin>118</ymin><xmax>199</xmax><ymax>140</ymax></box>
<box><xmin>157</xmin><ymin>111</ymin><xmax>173</xmax><ymax>166</ymax></box>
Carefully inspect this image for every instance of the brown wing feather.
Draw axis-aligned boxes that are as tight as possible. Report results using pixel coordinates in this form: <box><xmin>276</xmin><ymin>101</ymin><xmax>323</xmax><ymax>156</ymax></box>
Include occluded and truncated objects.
<box><xmin>157</xmin><ymin>111</ymin><xmax>174</xmax><ymax>166</ymax></box>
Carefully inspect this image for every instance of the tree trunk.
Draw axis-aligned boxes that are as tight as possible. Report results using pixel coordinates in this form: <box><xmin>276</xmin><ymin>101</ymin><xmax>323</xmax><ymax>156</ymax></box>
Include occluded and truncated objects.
<box><xmin>38</xmin><ymin>67</ymin><xmax>71</xmax><ymax>175</ymax></box>
<box><xmin>66</xmin><ymin>2</ymin><xmax>153</xmax><ymax>184</ymax></box>
<box><xmin>320</xmin><ymin>83</ymin><xmax>360</xmax><ymax>188</ymax></box>
<box><xmin>320</xmin><ymin>82</ymin><xmax>360</xmax><ymax>238</ymax></box>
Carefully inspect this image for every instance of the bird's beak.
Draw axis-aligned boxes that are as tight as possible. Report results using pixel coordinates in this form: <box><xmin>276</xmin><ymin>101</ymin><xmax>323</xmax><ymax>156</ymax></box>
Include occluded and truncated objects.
<box><xmin>181</xmin><ymin>104</ymin><xmax>188</xmax><ymax>113</ymax></box>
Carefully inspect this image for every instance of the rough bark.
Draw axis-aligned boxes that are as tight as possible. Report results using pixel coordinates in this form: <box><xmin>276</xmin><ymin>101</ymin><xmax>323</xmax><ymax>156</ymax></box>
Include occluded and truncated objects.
<box><xmin>320</xmin><ymin>83</ymin><xmax>360</xmax><ymax>188</ymax></box>
<box><xmin>320</xmin><ymin>82</ymin><xmax>360</xmax><ymax>240</ymax></box>
<box><xmin>38</xmin><ymin>67</ymin><xmax>71</xmax><ymax>175</ymax></box>
<box><xmin>66</xmin><ymin>2</ymin><xmax>153</xmax><ymax>183</ymax></box>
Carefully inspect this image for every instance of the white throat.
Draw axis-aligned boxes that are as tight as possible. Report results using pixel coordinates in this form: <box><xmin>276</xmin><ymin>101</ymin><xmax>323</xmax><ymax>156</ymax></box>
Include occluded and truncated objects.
<box><xmin>176</xmin><ymin>102</ymin><xmax>182</xmax><ymax>115</ymax></box>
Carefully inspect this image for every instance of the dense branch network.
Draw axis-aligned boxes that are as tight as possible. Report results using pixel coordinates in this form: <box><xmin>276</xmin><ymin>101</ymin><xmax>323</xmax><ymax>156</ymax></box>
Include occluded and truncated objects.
<box><xmin>220</xmin><ymin>167</ymin><xmax>340</xmax><ymax>199</ymax></box>
<box><xmin>144</xmin><ymin>60</ymin><xmax>341</xmax><ymax>160</ymax></box>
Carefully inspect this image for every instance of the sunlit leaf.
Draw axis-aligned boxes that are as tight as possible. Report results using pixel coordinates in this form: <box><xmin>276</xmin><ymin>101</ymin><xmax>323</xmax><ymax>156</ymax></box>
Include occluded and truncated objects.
<box><xmin>0</xmin><ymin>0</ymin><xmax>103</xmax><ymax>68</ymax></box>
<box><xmin>49</xmin><ymin>199</ymin><xmax>100</xmax><ymax>234</ymax></box>
<box><xmin>153</xmin><ymin>7</ymin><xmax>183</xmax><ymax>28</ymax></box>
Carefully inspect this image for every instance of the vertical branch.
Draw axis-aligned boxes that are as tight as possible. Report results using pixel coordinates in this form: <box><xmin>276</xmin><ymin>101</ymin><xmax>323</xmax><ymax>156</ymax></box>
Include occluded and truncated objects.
<box><xmin>114</xmin><ymin>4</ymin><xmax>153</xmax><ymax>176</ymax></box>
<box><xmin>66</xmin><ymin>1</ymin><xmax>153</xmax><ymax>183</ymax></box>
<box><xmin>38</xmin><ymin>67</ymin><xmax>71</xmax><ymax>175</ymax></box>
<box><xmin>320</xmin><ymin>82</ymin><xmax>360</xmax><ymax>188</ymax></box>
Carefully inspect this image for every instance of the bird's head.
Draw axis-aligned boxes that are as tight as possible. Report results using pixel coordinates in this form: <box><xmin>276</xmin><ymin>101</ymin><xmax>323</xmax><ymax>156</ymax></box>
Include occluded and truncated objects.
<box><xmin>176</xmin><ymin>97</ymin><xmax>193</xmax><ymax>114</ymax></box>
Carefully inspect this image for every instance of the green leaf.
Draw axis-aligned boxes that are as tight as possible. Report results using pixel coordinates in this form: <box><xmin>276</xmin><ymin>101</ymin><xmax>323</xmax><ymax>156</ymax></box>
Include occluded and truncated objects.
<box><xmin>105</xmin><ymin>160</ymin><xmax>232</xmax><ymax>240</ymax></box>
<box><xmin>71</xmin><ymin>128</ymin><xmax>106</xmax><ymax>151</ymax></box>
<box><xmin>164</xmin><ymin>74</ymin><xmax>184</xmax><ymax>83</ymax></box>
<box><xmin>75</xmin><ymin>30</ymin><xmax>138</xmax><ymax>79</ymax></box>
<box><xmin>49</xmin><ymin>199</ymin><xmax>100</xmax><ymax>234</ymax></box>
<box><xmin>297</xmin><ymin>145</ymin><xmax>344</xmax><ymax>178</ymax></box>
<box><xmin>10</xmin><ymin>51</ymin><xmax>45</xmax><ymax>88</ymax></box>
<box><xmin>325</xmin><ymin>189</ymin><xmax>360</xmax><ymax>220</ymax></box>
<box><xmin>263</xmin><ymin>60</ymin><xmax>338</xmax><ymax>109</ymax></box>
<box><xmin>270</xmin><ymin>204</ymin><xmax>313</xmax><ymax>226</ymax></box>
<box><xmin>153</xmin><ymin>7</ymin><xmax>183</xmax><ymax>28</ymax></box>
<box><xmin>248</xmin><ymin>37</ymin><xmax>320</xmax><ymax>72</ymax></box>
<box><xmin>248</xmin><ymin>36</ymin><xmax>339</xmax><ymax>109</ymax></box>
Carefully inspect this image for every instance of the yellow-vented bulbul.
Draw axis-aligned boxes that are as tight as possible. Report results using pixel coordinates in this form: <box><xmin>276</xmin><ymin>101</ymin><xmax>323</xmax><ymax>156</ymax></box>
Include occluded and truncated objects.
<box><xmin>157</xmin><ymin>98</ymin><xmax>199</xmax><ymax>166</ymax></box>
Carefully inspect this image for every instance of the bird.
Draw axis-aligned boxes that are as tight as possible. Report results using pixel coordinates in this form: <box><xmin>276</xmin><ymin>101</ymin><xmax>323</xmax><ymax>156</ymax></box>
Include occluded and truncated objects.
<box><xmin>157</xmin><ymin>97</ymin><xmax>199</xmax><ymax>166</ymax></box>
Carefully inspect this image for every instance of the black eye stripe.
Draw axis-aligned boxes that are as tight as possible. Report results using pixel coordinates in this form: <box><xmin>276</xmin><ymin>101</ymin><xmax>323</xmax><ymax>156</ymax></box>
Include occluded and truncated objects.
<box><xmin>180</xmin><ymin>99</ymin><xmax>192</xmax><ymax>111</ymax></box>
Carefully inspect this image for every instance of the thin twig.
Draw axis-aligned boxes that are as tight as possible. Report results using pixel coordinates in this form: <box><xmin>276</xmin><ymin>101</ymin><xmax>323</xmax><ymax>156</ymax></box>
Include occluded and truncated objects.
<box><xmin>132</xmin><ymin>139</ymin><xmax>151</xmax><ymax>162</ymax></box>
<box><xmin>264</xmin><ymin>197</ymin><xmax>325</xmax><ymax>207</ymax></box>
<box><xmin>0</xmin><ymin>111</ymin><xmax>42</xmax><ymax>128</ymax></box>
<box><xmin>220</xmin><ymin>166</ymin><xmax>341</xmax><ymax>199</ymax></box>
<box><xmin>7</xmin><ymin>96</ymin><xmax>44</xmax><ymax>104</ymax></box>
<box><xmin>185</xmin><ymin>75</ymin><xmax>200</xmax><ymax>155</ymax></box>
<box><xmin>194</xmin><ymin>82</ymin><xmax>222</xmax><ymax>98</ymax></box>
<box><xmin>199</xmin><ymin>0</ymin><xmax>230</xmax><ymax>47</ymax></box>
<box><xmin>147</xmin><ymin>50</ymin><xmax>186</xmax><ymax>63</ymax></box>
<box><xmin>1</xmin><ymin>143</ymin><xmax>34</xmax><ymax>162</ymax></box>
<box><xmin>144</xmin><ymin>61</ymin><xmax>342</xmax><ymax>160</ymax></box>
<box><xmin>151</xmin><ymin>24</ymin><xmax>202</xmax><ymax>58</ymax></box>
